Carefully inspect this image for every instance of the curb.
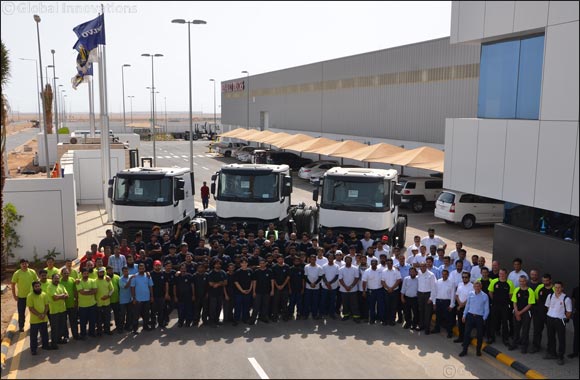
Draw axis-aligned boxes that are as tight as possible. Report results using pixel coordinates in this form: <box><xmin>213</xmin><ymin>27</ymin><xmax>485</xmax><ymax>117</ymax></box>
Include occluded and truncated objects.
<box><xmin>449</xmin><ymin>325</ymin><xmax>547</xmax><ymax>379</ymax></box>
<box><xmin>1</xmin><ymin>313</ymin><xmax>19</xmax><ymax>372</ymax></box>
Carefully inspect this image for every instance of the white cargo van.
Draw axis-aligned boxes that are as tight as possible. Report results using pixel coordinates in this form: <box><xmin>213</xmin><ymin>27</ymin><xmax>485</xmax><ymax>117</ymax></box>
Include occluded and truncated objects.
<box><xmin>434</xmin><ymin>190</ymin><xmax>504</xmax><ymax>229</ymax></box>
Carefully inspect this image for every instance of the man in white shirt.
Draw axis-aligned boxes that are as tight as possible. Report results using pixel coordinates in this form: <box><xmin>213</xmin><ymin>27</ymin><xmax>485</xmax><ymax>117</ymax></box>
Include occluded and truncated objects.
<box><xmin>381</xmin><ymin>258</ymin><xmax>402</xmax><ymax>326</ymax></box>
<box><xmin>470</xmin><ymin>256</ymin><xmax>486</xmax><ymax>283</ymax></box>
<box><xmin>359</xmin><ymin>231</ymin><xmax>374</xmax><ymax>253</ymax></box>
<box><xmin>304</xmin><ymin>255</ymin><xmax>323</xmax><ymax>320</ymax></box>
<box><xmin>406</xmin><ymin>247</ymin><xmax>420</xmax><ymax>267</ymax></box>
<box><xmin>362</xmin><ymin>259</ymin><xmax>384</xmax><ymax>324</ymax></box>
<box><xmin>433</xmin><ymin>269</ymin><xmax>455</xmax><ymax>338</ymax></box>
<box><xmin>320</xmin><ymin>253</ymin><xmax>340</xmax><ymax>320</ymax></box>
<box><xmin>374</xmin><ymin>237</ymin><xmax>391</xmax><ymax>260</ymax></box>
<box><xmin>315</xmin><ymin>247</ymin><xmax>328</xmax><ymax>268</ymax></box>
<box><xmin>449</xmin><ymin>261</ymin><xmax>465</xmax><ymax>289</ymax></box>
<box><xmin>449</xmin><ymin>241</ymin><xmax>463</xmax><ymax>262</ymax></box>
<box><xmin>452</xmin><ymin>272</ymin><xmax>474</xmax><ymax>342</ymax></box>
<box><xmin>421</xmin><ymin>228</ymin><xmax>447</xmax><ymax>251</ymax></box>
<box><xmin>544</xmin><ymin>281</ymin><xmax>573</xmax><ymax>365</ymax></box>
<box><xmin>338</xmin><ymin>256</ymin><xmax>360</xmax><ymax>322</ymax></box>
<box><xmin>416</xmin><ymin>263</ymin><xmax>437</xmax><ymax>334</ymax></box>
<box><xmin>455</xmin><ymin>249</ymin><xmax>472</xmax><ymax>274</ymax></box>
<box><xmin>406</xmin><ymin>235</ymin><xmax>421</xmax><ymax>259</ymax></box>
<box><xmin>508</xmin><ymin>258</ymin><xmax>528</xmax><ymax>285</ymax></box>
<box><xmin>334</xmin><ymin>251</ymin><xmax>344</xmax><ymax>268</ymax></box>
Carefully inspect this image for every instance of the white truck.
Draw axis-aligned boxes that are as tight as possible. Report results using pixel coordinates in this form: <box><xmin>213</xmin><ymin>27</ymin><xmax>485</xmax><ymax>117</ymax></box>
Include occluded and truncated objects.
<box><xmin>107</xmin><ymin>167</ymin><xmax>207</xmax><ymax>240</ymax></box>
<box><xmin>210</xmin><ymin>164</ymin><xmax>317</xmax><ymax>235</ymax></box>
<box><xmin>312</xmin><ymin>167</ymin><xmax>407</xmax><ymax>247</ymax></box>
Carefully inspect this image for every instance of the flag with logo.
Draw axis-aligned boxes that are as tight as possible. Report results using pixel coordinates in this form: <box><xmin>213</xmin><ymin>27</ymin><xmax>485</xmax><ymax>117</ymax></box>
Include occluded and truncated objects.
<box><xmin>70</xmin><ymin>14</ymin><xmax>104</xmax><ymax>89</ymax></box>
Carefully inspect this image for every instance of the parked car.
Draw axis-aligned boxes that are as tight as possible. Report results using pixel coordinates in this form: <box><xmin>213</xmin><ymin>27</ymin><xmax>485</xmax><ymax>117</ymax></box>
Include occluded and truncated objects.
<box><xmin>434</xmin><ymin>190</ymin><xmax>504</xmax><ymax>229</ymax></box>
<box><xmin>233</xmin><ymin>146</ymin><xmax>257</xmax><ymax>161</ymax></box>
<box><xmin>266</xmin><ymin>151</ymin><xmax>313</xmax><ymax>170</ymax></box>
<box><xmin>309</xmin><ymin>164</ymin><xmax>361</xmax><ymax>184</ymax></box>
<box><xmin>298</xmin><ymin>160</ymin><xmax>338</xmax><ymax>180</ymax></box>
<box><xmin>214</xmin><ymin>142</ymin><xmax>247</xmax><ymax>157</ymax></box>
<box><xmin>399</xmin><ymin>177</ymin><xmax>443</xmax><ymax>212</ymax></box>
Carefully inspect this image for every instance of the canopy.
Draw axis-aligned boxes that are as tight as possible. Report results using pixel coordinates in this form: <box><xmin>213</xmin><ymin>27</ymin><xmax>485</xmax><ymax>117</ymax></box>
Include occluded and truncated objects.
<box><xmin>312</xmin><ymin>140</ymin><xmax>369</xmax><ymax>157</ymax></box>
<box><xmin>260</xmin><ymin>132</ymin><xmax>292</xmax><ymax>145</ymax></box>
<box><xmin>370</xmin><ymin>146</ymin><xmax>445</xmax><ymax>173</ymax></box>
<box><xmin>245</xmin><ymin>130</ymin><xmax>276</xmax><ymax>143</ymax></box>
<box><xmin>126</xmin><ymin>122</ymin><xmax>162</xmax><ymax>129</ymax></box>
<box><xmin>340</xmin><ymin>142</ymin><xmax>405</xmax><ymax>161</ymax></box>
<box><xmin>283</xmin><ymin>137</ymin><xmax>337</xmax><ymax>153</ymax></box>
<box><xmin>272</xmin><ymin>134</ymin><xmax>316</xmax><ymax>149</ymax></box>
<box><xmin>230</xmin><ymin>128</ymin><xmax>262</xmax><ymax>140</ymax></box>
<box><xmin>219</xmin><ymin>127</ymin><xmax>250</xmax><ymax>138</ymax></box>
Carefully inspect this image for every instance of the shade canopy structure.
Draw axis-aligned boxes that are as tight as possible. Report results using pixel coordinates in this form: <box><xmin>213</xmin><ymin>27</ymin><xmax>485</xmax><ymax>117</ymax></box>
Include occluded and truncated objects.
<box><xmin>269</xmin><ymin>133</ymin><xmax>315</xmax><ymax>149</ymax></box>
<box><xmin>259</xmin><ymin>132</ymin><xmax>292</xmax><ymax>145</ymax></box>
<box><xmin>244</xmin><ymin>130</ymin><xmax>276</xmax><ymax>143</ymax></box>
<box><xmin>283</xmin><ymin>137</ymin><xmax>337</xmax><ymax>153</ymax></box>
<box><xmin>230</xmin><ymin>128</ymin><xmax>263</xmax><ymax>140</ymax></box>
<box><xmin>369</xmin><ymin>146</ymin><xmax>445</xmax><ymax>173</ymax></box>
<box><xmin>126</xmin><ymin>122</ymin><xmax>162</xmax><ymax>129</ymax></box>
<box><xmin>340</xmin><ymin>142</ymin><xmax>406</xmax><ymax>161</ymax></box>
<box><xmin>313</xmin><ymin>140</ymin><xmax>369</xmax><ymax>157</ymax></box>
<box><xmin>218</xmin><ymin>127</ymin><xmax>251</xmax><ymax>138</ymax></box>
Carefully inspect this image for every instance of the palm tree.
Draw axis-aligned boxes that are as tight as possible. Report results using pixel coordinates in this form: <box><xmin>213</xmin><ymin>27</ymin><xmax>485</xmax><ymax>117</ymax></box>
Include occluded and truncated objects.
<box><xmin>1</xmin><ymin>40</ymin><xmax>11</xmax><ymax>275</ymax></box>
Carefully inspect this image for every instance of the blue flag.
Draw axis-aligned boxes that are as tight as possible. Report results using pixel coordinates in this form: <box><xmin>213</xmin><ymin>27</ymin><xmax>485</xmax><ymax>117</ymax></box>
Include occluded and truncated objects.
<box><xmin>72</xmin><ymin>14</ymin><xmax>105</xmax><ymax>63</ymax></box>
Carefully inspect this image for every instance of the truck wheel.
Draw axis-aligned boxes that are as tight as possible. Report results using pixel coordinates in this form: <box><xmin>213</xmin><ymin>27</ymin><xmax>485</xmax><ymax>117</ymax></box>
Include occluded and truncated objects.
<box><xmin>304</xmin><ymin>209</ymin><xmax>316</xmax><ymax>236</ymax></box>
<box><xmin>411</xmin><ymin>198</ymin><xmax>424</xmax><ymax>213</ymax></box>
<box><xmin>193</xmin><ymin>134</ymin><xmax>199</xmax><ymax>141</ymax></box>
<box><xmin>395</xmin><ymin>216</ymin><xmax>407</xmax><ymax>248</ymax></box>
<box><xmin>462</xmin><ymin>215</ymin><xmax>475</xmax><ymax>229</ymax></box>
<box><xmin>310</xmin><ymin>209</ymin><xmax>319</xmax><ymax>235</ymax></box>
<box><xmin>293</xmin><ymin>208</ymin><xmax>304</xmax><ymax>234</ymax></box>
<box><xmin>224</xmin><ymin>151</ymin><xmax>231</xmax><ymax>158</ymax></box>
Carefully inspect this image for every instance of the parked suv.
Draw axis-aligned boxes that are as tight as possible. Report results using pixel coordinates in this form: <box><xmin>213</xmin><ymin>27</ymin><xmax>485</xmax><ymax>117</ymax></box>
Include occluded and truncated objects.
<box><xmin>214</xmin><ymin>142</ymin><xmax>247</xmax><ymax>157</ymax></box>
<box><xmin>266</xmin><ymin>151</ymin><xmax>313</xmax><ymax>170</ymax></box>
<box><xmin>434</xmin><ymin>190</ymin><xmax>504</xmax><ymax>229</ymax></box>
<box><xmin>400</xmin><ymin>177</ymin><xmax>443</xmax><ymax>212</ymax></box>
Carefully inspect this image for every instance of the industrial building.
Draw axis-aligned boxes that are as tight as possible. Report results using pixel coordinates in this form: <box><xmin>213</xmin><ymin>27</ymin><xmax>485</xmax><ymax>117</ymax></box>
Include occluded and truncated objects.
<box><xmin>221</xmin><ymin>36</ymin><xmax>480</xmax><ymax>151</ymax></box>
<box><xmin>445</xmin><ymin>1</ymin><xmax>579</xmax><ymax>288</ymax></box>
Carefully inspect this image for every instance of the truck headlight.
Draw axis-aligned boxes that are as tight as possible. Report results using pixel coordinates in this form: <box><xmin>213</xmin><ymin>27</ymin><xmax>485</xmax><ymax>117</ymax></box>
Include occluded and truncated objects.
<box><xmin>113</xmin><ymin>226</ymin><xmax>123</xmax><ymax>236</ymax></box>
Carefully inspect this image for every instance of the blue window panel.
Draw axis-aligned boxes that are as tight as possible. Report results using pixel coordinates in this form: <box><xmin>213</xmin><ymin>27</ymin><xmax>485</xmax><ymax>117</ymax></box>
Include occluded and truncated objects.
<box><xmin>478</xmin><ymin>40</ymin><xmax>520</xmax><ymax>118</ymax></box>
<box><xmin>516</xmin><ymin>35</ymin><xmax>544</xmax><ymax>120</ymax></box>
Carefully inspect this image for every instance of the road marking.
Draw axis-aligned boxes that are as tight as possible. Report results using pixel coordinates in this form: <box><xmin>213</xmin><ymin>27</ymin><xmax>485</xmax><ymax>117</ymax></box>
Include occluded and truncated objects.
<box><xmin>164</xmin><ymin>156</ymin><xmax>172</xmax><ymax>159</ymax></box>
<box><xmin>194</xmin><ymin>163</ymin><xmax>198</xmax><ymax>166</ymax></box>
<box><xmin>183</xmin><ymin>159</ymin><xmax>188</xmax><ymax>162</ymax></box>
<box><xmin>181</xmin><ymin>155</ymin><xmax>188</xmax><ymax>158</ymax></box>
<box><xmin>7</xmin><ymin>330</ymin><xmax>27</xmax><ymax>379</ymax></box>
<box><xmin>248</xmin><ymin>358</ymin><xmax>269</xmax><ymax>379</ymax></box>
<box><xmin>205</xmin><ymin>154</ymin><xmax>214</xmax><ymax>157</ymax></box>
<box><xmin>197</xmin><ymin>154</ymin><xmax>205</xmax><ymax>158</ymax></box>
<box><xmin>202</xmin><ymin>167</ymin><xmax>209</xmax><ymax>170</ymax></box>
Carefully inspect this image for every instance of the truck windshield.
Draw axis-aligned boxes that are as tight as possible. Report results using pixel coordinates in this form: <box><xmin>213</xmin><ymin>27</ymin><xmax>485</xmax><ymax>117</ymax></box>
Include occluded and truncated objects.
<box><xmin>218</xmin><ymin>172</ymin><xmax>279</xmax><ymax>202</ymax></box>
<box><xmin>114</xmin><ymin>176</ymin><xmax>173</xmax><ymax>206</ymax></box>
<box><xmin>321</xmin><ymin>177</ymin><xmax>390</xmax><ymax>211</ymax></box>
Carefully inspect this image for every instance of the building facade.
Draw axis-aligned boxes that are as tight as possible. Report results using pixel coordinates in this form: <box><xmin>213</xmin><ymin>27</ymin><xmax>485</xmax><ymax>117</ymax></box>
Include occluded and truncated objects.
<box><xmin>221</xmin><ymin>37</ymin><xmax>480</xmax><ymax>149</ymax></box>
<box><xmin>445</xmin><ymin>1</ymin><xmax>579</xmax><ymax>287</ymax></box>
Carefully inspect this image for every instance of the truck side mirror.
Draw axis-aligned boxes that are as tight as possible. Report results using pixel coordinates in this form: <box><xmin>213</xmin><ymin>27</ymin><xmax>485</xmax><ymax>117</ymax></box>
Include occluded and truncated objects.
<box><xmin>393</xmin><ymin>193</ymin><xmax>402</xmax><ymax>206</ymax></box>
<box><xmin>107</xmin><ymin>178</ymin><xmax>114</xmax><ymax>199</ymax></box>
<box><xmin>394</xmin><ymin>183</ymin><xmax>404</xmax><ymax>193</ymax></box>
<box><xmin>312</xmin><ymin>188</ymin><xmax>319</xmax><ymax>202</ymax></box>
<box><xmin>210</xmin><ymin>183</ymin><xmax>216</xmax><ymax>195</ymax></box>
<box><xmin>282</xmin><ymin>176</ymin><xmax>292</xmax><ymax>197</ymax></box>
<box><xmin>174</xmin><ymin>179</ymin><xmax>185</xmax><ymax>201</ymax></box>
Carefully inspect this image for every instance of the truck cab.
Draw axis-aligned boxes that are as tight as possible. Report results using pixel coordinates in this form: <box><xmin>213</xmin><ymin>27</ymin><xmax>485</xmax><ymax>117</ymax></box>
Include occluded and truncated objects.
<box><xmin>313</xmin><ymin>167</ymin><xmax>407</xmax><ymax>247</ymax></box>
<box><xmin>210</xmin><ymin>164</ymin><xmax>293</xmax><ymax>232</ymax></box>
<box><xmin>108</xmin><ymin>167</ymin><xmax>202</xmax><ymax>240</ymax></box>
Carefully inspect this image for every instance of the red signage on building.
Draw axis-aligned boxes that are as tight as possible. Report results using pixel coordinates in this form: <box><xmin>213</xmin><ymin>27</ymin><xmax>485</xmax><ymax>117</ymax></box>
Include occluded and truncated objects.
<box><xmin>222</xmin><ymin>80</ymin><xmax>245</xmax><ymax>93</ymax></box>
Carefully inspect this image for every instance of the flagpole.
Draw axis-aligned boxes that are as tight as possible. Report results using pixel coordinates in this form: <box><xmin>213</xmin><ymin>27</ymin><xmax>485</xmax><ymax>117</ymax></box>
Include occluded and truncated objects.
<box><xmin>88</xmin><ymin>77</ymin><xmax>96</xmax><ymax>138</ymax></box>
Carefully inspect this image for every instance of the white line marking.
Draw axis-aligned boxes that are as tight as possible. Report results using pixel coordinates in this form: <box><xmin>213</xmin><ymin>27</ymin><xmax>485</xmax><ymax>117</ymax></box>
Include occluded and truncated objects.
<box><xmin>181</xmin><ymin>155</ymin><xmax>188</xmax><ymax>158</ymax></box>
<box><xmin>248</xmin><ymin>358</ymin><xmax>269</xmax><ymax>379</ymax></box>
<box><xmin>183</xmin><ymin>159</ymin><xmax>189</xmax><ymax>162</ymax></box>
<box><xmin>202</xmin><ymin>166</ymin><xmax>209</xmax><ymax>170</ymax></box>
<box><xmin>197</xmin><ymin>154</ymin><xmax>205</xmax><ymax>157</ymax></box>
<box><xmin>194</xmin><ymin>163</ymin><xmax>198</xmax><ymax>166</ymax></box>
<box><xmin>165</xmin><ymin>156</ymin><xmax>172</xmax><ymax>158</ymax></box>
<box><xmin>205</xmin><ymin>154</ymin><xmax>214</xmax><ymax>157</ymax></box>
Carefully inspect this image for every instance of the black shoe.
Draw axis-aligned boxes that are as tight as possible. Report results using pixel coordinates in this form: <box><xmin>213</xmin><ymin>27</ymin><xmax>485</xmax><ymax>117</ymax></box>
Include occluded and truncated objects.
<box><xmin>453</xmin><ymin>338</ymin><xmax>463</xmax><ymax>343</ymax></box>
<box><xmin>19</xmin><ymin>328</ymin><xmax>25</xmax><ymax>333</ymax></box>
<box><xmin>31</xmin><ymin>350</ymin><xmax>37</xmax><ymax>356</ymax></box>
<box><xmin>132</xmin><ymin>330</ymin><xmax>139</xmax><ymax>335</ymax></box>
<box><xmin>529</xmin><ymin>346</ymin><xmax>540</xmax><ymax>354</ymax></box>
<box><xmin>508</xmin><ymin>345</ymin><xmax>517</xmax><ymax>351</ymax></box>
<box><xmin>543</xmin><ymin>353</ymin><xmax>557</xmax><ymax>360</ymax></box>
<box><xmin>447</xmin><ymin>333</ymin><xmax>453</xmax><ymax>338</ymax></box>
<box><xmin>403</xmin><ymin>323</ymin><xmax>410</xmax><ymax>329</ymax></box>
<box><xmin>425</xmin><ymin>331</ymin><xmax>430</xmax><ymax>335</ymax></box>
<box><xmin>568</xmin><ymin>353</ymin><xmax>579</xmax><ymax>359</ymax></box>
<box><xmin>502</xmin><ymin>340</ymin><xmax>510</xmax><ymax>346</ymax></box>
<box><xmin>396</xmin><ymin>319</ymin><xmax>403</xmax><ymax>324</ymax></box>
<box><xmin>389</xmin><ymin>321</ymin><xmax>396</xmax><ymax>326</ymax></box>
<box><xmin>486</xmin><ymin>338</ymin><xmax>494</xmax><ymax>344</ymax></box>
<box><xmin>232</xmin><ymin>321</ymin><xmax>239</xmax><ymax>326</ymax></box>
<box><xmin>369</xmin><ymin>320</ymin><xmax>376</xmax><ymax>325</ymax></box>
<box><xmin>79</xmin><ymin>335</ymin><xmax>87</xmax><ymax>341</ymax></box>
<box><xmin>459</xmin><ymin>350</ymin><xmax>467</xmax><ymax>357</ymax></box>
<box><xmin>557</xmin><ymin>358</ymin><xmax>565</xmax><ymax>366</ymax></box>
<box><xmin>432</xmin><ymin>328</ymin><xmax>441</xmax><ymax>334</ymax></box>
<box><xmin>476</xmin><ymin>350</ymin><xmax>482</xmax><ymax>356</ymax></box>
<box><xmin>341</xmin><ymin>316</ymin><xmax>350</xmax><ymax>321</ymax></box>
<box><xmin>414</xmin><ymin>326</ymin><xmax>422</xmax><ymax>331</ymax></box>
<box><xmin>354</xmin><ymin>319</ymin><xmax>361</xmax><ymax>324</ymax></box>
<box><xmin>521</xmin><ymin>347</ymin><xmax>528</xmax><ymax>354</ymax></box>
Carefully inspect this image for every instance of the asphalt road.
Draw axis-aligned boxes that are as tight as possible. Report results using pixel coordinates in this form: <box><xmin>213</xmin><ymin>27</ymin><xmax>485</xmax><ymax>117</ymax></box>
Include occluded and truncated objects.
<box><xmin>6</xmin><ymin>128</ymin><xmax>38</xmax><ymax>152</ymax></box>
<box><xmin>4</xmin><ymin>318</ymin><xmax>522</xmax><ymax>379</ymax></box>
<box><xmin>139</xmin><ymin>140</ymin><xmax>495</xmax><ymax>261</ymax></box>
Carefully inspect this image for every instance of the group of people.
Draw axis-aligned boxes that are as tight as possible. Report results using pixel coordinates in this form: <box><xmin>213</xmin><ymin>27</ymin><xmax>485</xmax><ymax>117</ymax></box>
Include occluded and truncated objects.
<box><xmin>11</xmin><ymin>225</ymin><xmax>579</xmax><ymax>365</ymax></box>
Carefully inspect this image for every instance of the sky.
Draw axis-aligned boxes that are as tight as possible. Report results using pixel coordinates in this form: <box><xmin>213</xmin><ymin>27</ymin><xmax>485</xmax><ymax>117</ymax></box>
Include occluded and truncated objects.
<box><xmin>1</xmin><ymin>1</ymin><xmax>451</xmax><ymax>115</ymax></box>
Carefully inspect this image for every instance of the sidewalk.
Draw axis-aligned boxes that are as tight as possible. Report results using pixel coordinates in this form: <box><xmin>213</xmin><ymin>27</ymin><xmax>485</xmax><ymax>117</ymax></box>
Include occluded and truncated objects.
<box><xmin>75</xmin><ymin>204</ymin><xmax>112</xmax><ymax>258</ymax></box>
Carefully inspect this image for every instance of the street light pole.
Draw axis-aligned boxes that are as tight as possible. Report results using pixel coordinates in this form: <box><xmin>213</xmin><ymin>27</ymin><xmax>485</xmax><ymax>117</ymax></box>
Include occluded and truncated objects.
<box><xmin>19</xmin><ymin>58</ymin><xmax>42</xmax><ymax>129</ymax></box>
<box><xmin>121</xmin><ymin>63</ymin><xmax>131</xmax><ymax>133</ymax></box>
<box><xmin>142</xmin><ymin>53</ymin><xmax>163</xmax><ymax>167</ymax></box>
<box><xmin>128</xmin><ymin>96</ymin><xmax>134</xmax><ymax>124</ymax></box>
<box><xmin>241</xmin><ymin>70</ymin><xmax>249</xmax><ymax>129</ymax></box>
<box><xmin>164</xmin><ymin>96</ymin><xmax>168</xmax><ymax>133</ymax></box>
<box><xmin>209</xmin><ymin>78</ymin><xmax>217</xmax><ymax>128</ymax></box>
<box><xmin>50</xmin><ymin>50</ymin><xmax>59</xmax><ymax>143</ymax></box>
<box><xmin>172</xmin><ymin>18</ymin><xmax>207</xmax><ymax>172</ymax></box>
<box><xmin>34</xmin><ymin>14</ymin><xmax>50</xmax><ymax>178</ymax></box>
